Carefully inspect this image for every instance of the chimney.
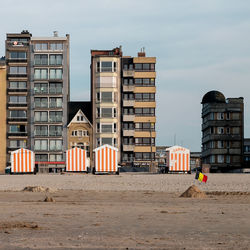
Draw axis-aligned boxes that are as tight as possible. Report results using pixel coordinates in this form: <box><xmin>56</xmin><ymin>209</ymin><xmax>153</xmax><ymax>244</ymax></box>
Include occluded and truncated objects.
<box><xmin>138</xmin><ymin>47</ymin><xmax>146</xmax><ymax>57</ymax></box>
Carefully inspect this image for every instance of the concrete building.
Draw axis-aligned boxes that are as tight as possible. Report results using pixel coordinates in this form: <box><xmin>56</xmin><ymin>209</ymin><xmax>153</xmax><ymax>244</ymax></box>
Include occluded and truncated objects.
<box><xmin>90</xmin><ymin>47</ymin><xmax>156</xmax><ymax>167</ymax></box>
<box><xmin>91</xmin><ymin>47</ymin><xmax>122</xmax><ymax>162</ymax></box>
<box><xmin>67</xmin><ymin>101</ymin><xmax>93</xmax><ymax>164</ymax></box>
<box><xmin>5</xmin><ymin>31</ymin><xmax>70</xmax><ymax>170</ymax></box>
<box><xmin>201</xmin><ymin>90</ymin><xmax>244</xmax><ymax>172</ymax></box>
<box><xmin>0</xmin><ymin>60</ymin><xmax>6</xmax><ymax>173</ymax></box>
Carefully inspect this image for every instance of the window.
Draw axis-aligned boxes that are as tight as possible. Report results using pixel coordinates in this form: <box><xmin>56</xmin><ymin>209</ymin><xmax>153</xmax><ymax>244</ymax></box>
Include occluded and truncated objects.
<box><xmin>217</xmin><ymin>113</ymin><xmax>224</xmax><ymax>120</ymax></box>
<box><xmin>71</xmin><ymin>130</ymin><xmax>77</xmax><ymax>136</ymax></box>
<box><xmin>210</xmin><ymin>141</ymin><xmax>215</xmax><ymax>149</ymax></box>
<box><xmin>35</xmin><ymin>154</ymin><xmax>48</xmax><ymax>162</ymax></box>
<box><xmin>35</xmin><ymin>140</ymin><xmax>48</xmax><ymax>151</ymax></box>
<box><xmin>210</xmin><ymin>127</ymin><xmax>214</xmax><ymax>134</ymax></box>
<box><xmin>226</xmin><ymin>141</ymin><xmax>230</xmax><ymax>148</ymax></box>
<box><xmin>218</xmin><ymin>155</ymin><xmax>224</xmax><ymax>163</ymax></box>
<box><xmin>35</xmin><ymin>111</ymin><xmax>48</xmax><ymax>122</ymax></box>
<box><xmin>9</xmin><ymin>140</ymin><xmax>26</xmax><ymax>148</ymax></box>
<box><xmin>123</xmin><ymin>78</ymin><xmax>134</xmax><ymax>86</ymax></box>
<box><xmin>210</xmin><ymin>155</ymin><xmax>215</xmax><ymax>163</ymax></box>
<box><xmin>123</xmin><ymin>93</ymin><xmax>134</xmax><ymax>100</ymax></box>
<box><xmin>34</xmin><ymin>69</ymin><xmax>48</xmax><ymax>79</ymax></box>
<box><xmin>50</xmin><ymin>43</ymin><xmax>63</xmax><ymax>50</ymax></box>
<box><xmin>102</xmin><ymin>138</ymin><xmax>113</xmax><ymax>146</ymax></box>
<box><xmin>218</xmin><ymin>141</ymin><xmax>224</xmax><ymax>148</ymax></box>
<box><xmin>134</xmin><ymin>63</ymin><xmax>155</xmax><ymax>71</ymax></box>
<box><xmin>135</xmin><ymin>153</ymin><xmax>155</xmax><ymax>160</ymax></box>
<box><xmin>123</xmin><ymin>137</ymin><xmax>134</xmax><ymax>145</ymax></box>
<box><xmin>9</xmin><ymin>125</ymin><xmax>26</xmax><ymax>133</ymax></box>
<box><xmin>35</xmin><ymin>126</ymin><xmax>48</xmax><ymax>136</ymax></box>
<box><xmin>34</xmin><ymin>83</ymin><xmax>48</xmax><ymax>94</ymax></box>
<box><xmin>135</xmin><ymin>93</ymin><xmax>155</xmax><ymax>102</ymax></box>
<box><xmin>101</xmin><ymin>92</ymin><xmax>113</xmax><ymax>102</ymax></box>
<box><xmin>9</xmin><ymin>96</ymin><xmax>26</xmax><ymax>103</ymax></box>
<box><xmin>49</xmin><ymin>111</ymin><xmax>62</xmax><ymax>122</ymax></box>
<box><xmin>49</xmin><ymin>83</ymin><xmax>62</xmax><ymax>94</ymax></box>
<box><xmin>135</xmin><ymin>122</ymin><xmax>155</xmax><ymax>131</ymax></box>
<box><xmin>9</xmin><ymin>52</ymin><xmax>27</xmax><ymax>59</ymax></box>
<box><xmin>49</xmin><ymin>154</ymin><xmax>63</xmax><ymax>162</ymax></box>
<box><xmin>134</xmin><ymin>78</ymin><xmax>155</xmax><ymax>86</ymax></box>
<box><xmin>10</xmin><ymin>66</ymin><xmax>26</xmax><ymax>74</ymax></box>
<box><xmin>97</xmin><ymin>61</ymin><xmax>116</xmax><ymax>72</ymax></box>
<box><xmin>134</xmin><ymin>108</ymin><xmax>155</xmax><ymax>116</ymax></box>
<box><xmin>226</xmin><ymin>112</ymin><xmax>230</xmax><ymax>120</ymax></box>
<box><xmin>34</xmin><ymin>97</ymin><xmax>48</xmax><ymax>108</ymax></box>
<box><xmin>35</xmin><ymin>43</ymin><xmax>48</xmax><ymax>50</ymax></box>
<box><xmin>101</xmin><ymin>124</ymin><xmax>112</xmax><ymax>133</ymax></box>
<box><xmin>49</xmin><ymin>69</ymin><xmax>62</xmax><ymax>79</ymax></box>
<box><xmin>34</xmin><ymin>54</ymin><xmax>48</xmax><ymax>65</ymax></box>
<box><xmin>226</xmin><ymin>127</ymin><xmax>230</xmax><ymax>134</ymax></box>
<box><xmin>49</xmin><ymin>98</ymin><xmax>62</xmax><ymax>108</ymax></box>
<box><xmin>123</xmin><ymin>123</ymin><xmax>134</xmax><ymax>130</ymax></box>
<box><xmin>210</xmin><ymin>113</ymin><xmax>215</xmax><ymax>120</ymax></box>
<box><xmin>49</xmin><ymin>140</ymin><xmax>62</xmax><ymax>151</ymax></box>
<box><xmin>135</xmin><ymin>137</ymin><xmax>155</xmax><ymax>146</ymax></box>
<box><xmin>9</xmin><ymin>81</ymin><xmax>27</xmax><ymax>89</ymax></box>
<box><xmin>9</xmin><ymin>110</ymin><xmax>26</xmax><ymax>118</ymax></box>
<box><xmin>123</xmin><ymin>108</ymin><xmax>134</xmax><ymax>115</ymax></box>
<box><xmin>49</xmin><ymin>54</ymin><xmax>62</xmax><ymax>65</ymax></box>
<box><xmin>217</xmin><ymin>127</ymin><xmax>224</xmax><ymax>134</ymax></box>
<box><xmin>49</xmin><ymin>126</ymin><xmax>62</xmax><ymax>136</ymax></box>
<box><xmin>101</xmin><ymin>108</ymin><xmax>114</xmax><ymax>118</ymax></box>
<box><xmin>226</xmin><ymin>155</ymin><xmax>230</xmax><ymax>163</ymax></box>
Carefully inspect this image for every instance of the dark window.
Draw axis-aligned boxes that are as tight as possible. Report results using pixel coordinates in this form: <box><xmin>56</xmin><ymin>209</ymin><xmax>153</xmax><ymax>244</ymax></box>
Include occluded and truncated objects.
<box><xmin>34</xmin><ymin>54</ymin><xmax>48</xmax><ymax>65</ymax></box>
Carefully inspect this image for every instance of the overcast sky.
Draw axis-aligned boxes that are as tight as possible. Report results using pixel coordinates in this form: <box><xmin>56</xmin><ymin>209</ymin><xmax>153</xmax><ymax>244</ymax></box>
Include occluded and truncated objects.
<box><xmin>1</xmin><ymin>0</ymin><xmax>250</xmax><ymax>151</ymax></box>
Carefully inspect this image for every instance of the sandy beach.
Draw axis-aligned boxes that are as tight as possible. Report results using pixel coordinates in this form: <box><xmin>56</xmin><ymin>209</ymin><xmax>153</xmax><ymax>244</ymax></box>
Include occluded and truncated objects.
<box><xmin>0</xmin><ymin>173</ymin><xmax>249</xmax><ymax>249</ymax></box>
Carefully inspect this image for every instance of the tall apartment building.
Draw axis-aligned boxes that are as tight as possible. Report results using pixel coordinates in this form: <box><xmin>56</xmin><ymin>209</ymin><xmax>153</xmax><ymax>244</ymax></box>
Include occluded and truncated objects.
<box><xmin>0</xmin><ymin>59</ymin><xmax>6</xmax><ymax>173</ymax></box>
<box><xmin>201</xmin><ymin>90</ymin><xmax>244</xmax><ymax>172</ymax></box>
<box><xmin>91</xmin><ymin>47</ymin><xmax>156</xmax><ymax>166</ymax></box>
<box><xmin>5</xmin><ymin>31</ymin><xmax>70</xmax><ymax>168</ymax></box>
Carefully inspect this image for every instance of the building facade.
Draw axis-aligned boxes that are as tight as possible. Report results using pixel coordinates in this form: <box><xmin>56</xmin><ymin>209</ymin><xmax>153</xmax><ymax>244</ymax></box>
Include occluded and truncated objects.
<box><xmin>201</xmin><ymin>90</ymin><xmax>244</xmax><ymax>172</ymax></box>
<box><xmin>90</xmin><ymin>47</ymin><xmax>156</xmax><ymax>167</ymax></box>
<box><xmin>67</xmin><ymin>102</ymin><xmax>93</xmax><ymax>164</ymax></box>
<box><xmin>0</xmin><ymin>60</ymin><xmax>6</xmax><ymax>173</ymax></box>
<box><xmin>5</xmin><ymin>31</ymin><xmax>70</xmax><ymax>169</ymax></box>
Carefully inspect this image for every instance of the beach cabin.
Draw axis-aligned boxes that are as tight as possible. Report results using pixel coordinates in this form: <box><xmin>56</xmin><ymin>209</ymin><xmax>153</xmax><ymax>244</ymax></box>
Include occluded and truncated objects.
<box><xmin>166</xmin><ymin>146</ymin><xmax>190</xmax><ymax>173</ymax></box>
<box><xmin>66</xmin><ymin>147</ymin><xmax>89</xmax><ymax>172</ymax></box>
<box><xmin>93</xmin><ymin>144</ymin><xmax>119</xmax><ymax>174</ymax></box>
<box><xmin>11</xmin><ymin>148</ymin><xmax>35</xmax><ymax>173</ymax></box>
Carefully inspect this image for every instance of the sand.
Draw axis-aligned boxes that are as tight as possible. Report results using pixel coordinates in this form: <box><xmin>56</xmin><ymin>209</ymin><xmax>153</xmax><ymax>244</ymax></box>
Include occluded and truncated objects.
<box><xmin>0</xmin><ymin>173</ymin><xmax>249</xmax><ymax>249</ymax></box>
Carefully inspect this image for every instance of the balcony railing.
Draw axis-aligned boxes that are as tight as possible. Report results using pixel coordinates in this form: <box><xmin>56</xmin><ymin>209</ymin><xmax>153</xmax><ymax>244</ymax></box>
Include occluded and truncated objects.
<box><xmin>123</xmin><ymin>144</ymin><xmax>135</xmax><ymax>151</ymax></box>
<box><xmin>123</xmin><ymin>70</ymin><xmax>134</xmax><ymax>77</ymax></box>
<box><xmin>123</xmin><ymin>114</ymin><xmax>135</xmax><ymax>122</ymax></box>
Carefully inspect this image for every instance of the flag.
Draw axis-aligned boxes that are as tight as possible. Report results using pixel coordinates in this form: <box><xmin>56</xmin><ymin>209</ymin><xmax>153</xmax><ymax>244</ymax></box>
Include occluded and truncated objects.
<box><xmin>198</xmin><ymin>172</ymin><xmax>204</xmax><ymax>182</ymax></box>
<box><xmin>202</xmin><ymin>175</ymin><xmax>208</xmax><ymax>183</ymax></box>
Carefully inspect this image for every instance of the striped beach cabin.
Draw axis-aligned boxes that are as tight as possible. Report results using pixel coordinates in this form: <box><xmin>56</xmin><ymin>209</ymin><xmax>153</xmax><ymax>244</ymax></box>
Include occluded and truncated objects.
<box><xmin>93</xmin><ymin>144</ymin><xmax>118</xmax><ymax>173</ymax></box>
<box><xmin>66</xmin><ymin>147</ymin><xmax>89</xmax><ymax>172</ymax></box>
<box><xmin>166</xmin><ymin>146</ymin><xmax>190</xmax><ymax>173</ymax></box>
<box><xmin>11</xmin><ymin>148</ymin><xmax>35</xmax><ymax>173</ymax></box>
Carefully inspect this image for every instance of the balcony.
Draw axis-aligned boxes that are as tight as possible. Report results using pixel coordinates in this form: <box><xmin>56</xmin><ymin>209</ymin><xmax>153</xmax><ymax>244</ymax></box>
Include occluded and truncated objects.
<box><xmin>123</xmin><ymin>70</ymin><xmax>134</xmax><ymax>77</ymax></box>
<box><xmin>8</xmin><ymin>132</ymin><xmax>28</xmax><ymax>137</ymax></box>
<box><xmin>123</xmin><ymin>144</ymin><xmax>135</xmax><ymax>151</ymax></box>
<box><xmin>123</xmin><ymin>114</ymin><xmax>135</xmax><ymax>122</ymax></box>
<box><xmin>123</xmin><ymin>85</ymin><xmax>135</xmax><ymax>92</ymax></box>
<box><xmin>123</xmin><ymin>129</ymin><xmax>135</xmax><ymax>137</ymax></box>
<box><xmin>123</xmin><ymin>100</ymin><xmax>134</xmax><ymax>107</ymax></box>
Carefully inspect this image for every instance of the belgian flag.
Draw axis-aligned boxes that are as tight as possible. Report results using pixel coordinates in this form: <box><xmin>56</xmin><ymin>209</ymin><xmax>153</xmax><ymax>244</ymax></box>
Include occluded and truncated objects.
<box><xmin>195</xmin><ymin>171</ymin><xmax>208</xmax><ymax>183</ymax></box>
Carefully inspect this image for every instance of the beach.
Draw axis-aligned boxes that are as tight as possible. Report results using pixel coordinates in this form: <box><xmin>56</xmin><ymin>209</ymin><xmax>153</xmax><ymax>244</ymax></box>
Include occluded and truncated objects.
<box><xmin>0</xmin><ymin>173</ymin><xmax>249</xmax><ymax>249</ymax></box>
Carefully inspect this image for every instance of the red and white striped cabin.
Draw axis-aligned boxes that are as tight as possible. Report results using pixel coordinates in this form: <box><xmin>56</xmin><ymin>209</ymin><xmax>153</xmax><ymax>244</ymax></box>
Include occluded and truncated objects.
<box><xmin>166</xmin><ymin>146</ymin><xmax>190</xmax><ymax>172</ymax></box>
<box><xmin>11</xmin><ymin>148</ymin><xmax>35</xmax><ymax>173</ymax></box>
<box><xmin>94</xmin><ymin>144</ymin><xmax>118</xmax><ymax>172</ymax></box>
<box><xmin>66</xmin><ymin>147</ymin><xmax>89</xmax><ymax>172</ymax></box>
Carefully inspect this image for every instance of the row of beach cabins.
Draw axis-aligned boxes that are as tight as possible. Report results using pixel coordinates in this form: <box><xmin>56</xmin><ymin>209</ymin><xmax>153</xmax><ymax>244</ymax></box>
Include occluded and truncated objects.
<box><xmin>9</xmin><ymin>145</ymin><xmax>191</xmax><ymax>174</ymax></box>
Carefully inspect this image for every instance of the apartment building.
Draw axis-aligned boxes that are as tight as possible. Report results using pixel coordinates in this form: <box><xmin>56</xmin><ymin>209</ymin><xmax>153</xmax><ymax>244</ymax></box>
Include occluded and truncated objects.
<box><xmin>5</xmin><ymin>31</ymin><xmax>70</xmax><ymax>169</ymax></box>
<box><xmin>201</xmin><ymin>90</ymin><xmax>244</xmax><ymax>172</ymax></box>
<box><xmin>5</xmin><ymin>31</ymin><xmax>32</xmax><ymax>167</ymax></box>
<box><xmin>91</xmin><ymin>47</ymin><xmax>122</xmax><ymax>162</ymax></box>
<box><xmin>121</xmin><ymin>50</ymin><xmax>156</xmax><ymax>166</ymax></box>
<box><xmin>91</xmin><ymin>47</ymin><xmax>156</xmax><ymax>166</ymax></box>
<box><xmin>0</xmin><ymin>59</ymin><xmax>6</xmax><ymax>173</ymax></box>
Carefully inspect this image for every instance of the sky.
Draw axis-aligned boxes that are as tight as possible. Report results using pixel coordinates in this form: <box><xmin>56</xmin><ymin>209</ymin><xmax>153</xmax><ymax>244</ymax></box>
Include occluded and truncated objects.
<box><xmin>1</xmin><ymin>0</ymin><xmax>250</xmax><ymax>151</ymax></box>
